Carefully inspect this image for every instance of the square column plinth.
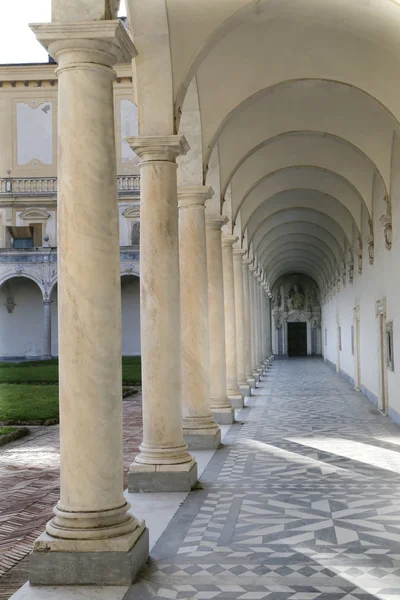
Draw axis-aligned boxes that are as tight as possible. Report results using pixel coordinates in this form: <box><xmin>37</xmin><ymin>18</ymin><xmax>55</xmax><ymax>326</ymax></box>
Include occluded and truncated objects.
<box><xmin>248</xmin><ymin>377</ymin><xmax>256</xmax><ymax>390</ymax></box>
<box><xmin>239</xmin><ymin>384</ymin><xmax>251</xmax><ymax>397</ymax></box>
<box><xmin>211</xmin><ymin>406</ymin><xmax>235</xmax><ymax>424</ymax></box>
<box><xmin>228</xmin><ymin>393</ymin><xmax>244</xmax><ymax>409</ymax></box>
<box><xmin>129</xmin><ymin>460</ymin><xmax>198</xmax><ymax>493</ymax></box>
<box><xmin>30</xmin><ymin>524</ymin><xmax>149</xmax><ymax>586</ymax></box>
<box><xmin>184</xmin><ymin>428</ymin><xmax>221</xmax><ymax>450</ymax></box>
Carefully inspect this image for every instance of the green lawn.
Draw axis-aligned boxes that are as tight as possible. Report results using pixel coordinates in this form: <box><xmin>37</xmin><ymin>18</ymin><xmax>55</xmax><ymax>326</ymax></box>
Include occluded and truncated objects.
<box><xmin>0</xmin><ymin>385</ymin><xmax>59</xmax><ymax>423</ymax></box>
<box><xmin>0</xmin><ymin>357</ymin><xmax>141</xmax><ymax>424</ymax></box>
<box><xmin>0</xmin><ymin>356</ymin><xmax>142</xmax><ymax>385</ymax></box>
<box><xmin>0</xmin><ymin>426</ymin><xmax>19</xmax><ymax>436</ymax></box>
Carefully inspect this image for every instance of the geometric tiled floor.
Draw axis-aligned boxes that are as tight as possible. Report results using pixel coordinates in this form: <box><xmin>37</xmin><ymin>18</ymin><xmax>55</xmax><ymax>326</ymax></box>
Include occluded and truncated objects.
<box><xmin>126</xmin><ymin>358</ymin><xmax>400</xmax><ymax>600</ymax></box>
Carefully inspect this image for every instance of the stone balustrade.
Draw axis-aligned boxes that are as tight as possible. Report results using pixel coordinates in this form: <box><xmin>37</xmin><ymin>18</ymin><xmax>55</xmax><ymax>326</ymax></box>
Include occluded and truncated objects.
<box><xmin>0</xmin><ymin>175</ymin><xmax>140</xmax><ymax>197</ymax></box>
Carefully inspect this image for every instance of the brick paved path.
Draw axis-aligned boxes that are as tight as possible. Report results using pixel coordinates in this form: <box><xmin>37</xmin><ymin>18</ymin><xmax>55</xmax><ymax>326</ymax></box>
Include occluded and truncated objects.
<box><xmin>0</xmin><ymin>392</ymin><xmax>142</xmax><ymax>599</ymax></box>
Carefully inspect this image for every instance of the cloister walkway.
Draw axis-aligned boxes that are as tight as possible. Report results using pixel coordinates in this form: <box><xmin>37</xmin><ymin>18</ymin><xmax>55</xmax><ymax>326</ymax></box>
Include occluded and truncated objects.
<box><xmin>128</xmin><ymin>359</ymin><xmax>400</xmax><ymax>600</ymax></box>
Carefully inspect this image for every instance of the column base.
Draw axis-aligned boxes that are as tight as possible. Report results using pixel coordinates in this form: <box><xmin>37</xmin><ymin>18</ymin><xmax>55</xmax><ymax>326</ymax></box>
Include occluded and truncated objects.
<box><xmin>247</xmin><ymin>377</ymin><xmax>256</xmax><ymax>390</ymax></box>
<box><xmin>227</xmin><ymin>393</ymin><xmax>244</xmax><ymax>409</ymax></box>
<box><xmin>253</xmin><ymin>372</ymin><xmax>260</xmax><ymax>383</ymax></box>
<box><xmin>184</xmin><ymin>427</ymin><xmax>221</xmax><ymax>449</ymax></box>
<box><xmin>211</xmin><ymin>406</ymin><xmax>235</xmax><ymax>424</ymax></box>
<box><xmin>29</xmin><ymin>524</ymin><xmax>149</xmax><ymax>586</ymax></box>
<box><xmin>128</xmin><ymin>459</ymin><xmax>198</xmax><ymax>493</ymax></box>
<box><xmin>239</xmin><ymin>384</ymin><xmax>251</xmax><ymax>397</ymax></box>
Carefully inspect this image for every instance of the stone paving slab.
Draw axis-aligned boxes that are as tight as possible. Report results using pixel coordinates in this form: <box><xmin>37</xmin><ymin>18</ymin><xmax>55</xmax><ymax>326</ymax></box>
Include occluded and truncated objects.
<box><xmin>125</xmin><ymin>359</ymin><xmax>400</xmax><ymax>600</ymax></box>
<box><xmin>0</xmin><ymin>393</ymin><xmax>143</xmax><ymax>599</ymax></box>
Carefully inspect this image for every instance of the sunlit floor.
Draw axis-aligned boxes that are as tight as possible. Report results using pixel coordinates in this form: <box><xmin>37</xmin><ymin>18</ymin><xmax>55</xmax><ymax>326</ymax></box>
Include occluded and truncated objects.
<box><xmin>125</xmin><ymin>358</ymin><xmax>400</xmax><ymax>600</ymax></box>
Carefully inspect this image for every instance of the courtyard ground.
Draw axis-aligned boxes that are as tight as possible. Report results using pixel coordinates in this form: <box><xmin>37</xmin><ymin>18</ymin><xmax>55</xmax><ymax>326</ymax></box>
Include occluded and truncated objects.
<box><xmin>0</xmin><ymin>391</ymin><xmax>143</xmax><ymax>600</ymax></box>
<box><xmin>5</xmin><ymin>359</ymin><xmax>400</xmax><ymax>600</ymax></box>
<box><xmin>0</xmin><ymin>357</ymin><xmax>142</xmax><ymax>424</ymax></box>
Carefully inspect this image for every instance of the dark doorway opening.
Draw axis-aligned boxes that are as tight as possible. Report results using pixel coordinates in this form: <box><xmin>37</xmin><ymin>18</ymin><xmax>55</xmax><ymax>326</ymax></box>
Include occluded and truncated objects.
<box><xmin>288</xmin><ymin>322</ymin><xmax>307</xmax><ymax>357</ymax></box>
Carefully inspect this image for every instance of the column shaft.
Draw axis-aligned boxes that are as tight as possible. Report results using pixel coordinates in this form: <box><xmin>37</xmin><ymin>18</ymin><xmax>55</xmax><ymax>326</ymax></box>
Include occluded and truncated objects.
<box><xmin>128</xmin><ymin>136</ymin><xmax>197</xmax><ymax>492</ymax></box>
<box><xmin>178</xmin><ymin>187</ymin><xmax>220</xmax><ymax>449</ymax></box>
<box><xmin>206</xmin><ymin>218</ymin><xmax>235</xmax><ymax>424</ymax></box>
<box><xmin>249</xmin><ymin>266</ymin><xmax>259</xmax><ymax>379</ymax></box>
<box><xmin>233</xmin><ymin>250</ymin><xmax>250</xmax><ymax>397</ymax></box>
<box><xmin>242</xmin><ymin>260</ymin><xmax>255</xmax><ymax>388</ymax></box>
<box><xmin>43</xmin><ymin>300</ymin><xmax>52</xmax><ymax>359</ymax></box>
<box><xmin>222</xmin><ymin>236</ymin><xmax>243</xmax><ymax>408</ymax></box>
<box><xmin>29</xmin><ymin>21</ymin><xmax>147</xmax><ymax>586</ymax></box>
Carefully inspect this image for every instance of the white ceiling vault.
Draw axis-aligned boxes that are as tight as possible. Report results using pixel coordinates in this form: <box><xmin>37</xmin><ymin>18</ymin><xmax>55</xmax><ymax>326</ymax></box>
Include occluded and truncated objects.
<box><xmin>127</xmin><ymin>0</ymin><xmax>400</xmax><ymax>293</ymax></box>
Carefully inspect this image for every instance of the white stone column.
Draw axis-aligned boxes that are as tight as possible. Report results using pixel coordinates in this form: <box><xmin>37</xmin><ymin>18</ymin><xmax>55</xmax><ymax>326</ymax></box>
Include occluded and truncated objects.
<box><xmin>253</xmin><ymin>270</ymin><xmax>263</xmax><ymax>373</ymax></box>
<box><xmin>127</xmin><ymin>136</ymin><xmax>197</xmax><ymax>492</ymax></box>
<box><xmin>257</xmin><ymin>277</ymin><xmax>265</xmax><ymax>367</ymax></box>
<box><xmin>178</xmin><ymin>186</ymin><xmax>221</xmax><ymax>449</ymax></box>
<box><xmin>43</xmin><ymin>300</ymin><xmax>52</xmax><ymax>359</ymax></box>
<box><xmin>249</xmin><ymin>265</ymin><xmax>260</xmax><ymax>380</ymax></box>
<box><xmin>264</xmin><ymin>286</ymin><xmax>272</xmax><ymax>360</ymax></box>
<box><xmin>222</xmin><ymin>236</ymin><xmax>244</xmax><ymax>409</ymax></box>
<box><xmin>29</xmin><ymin>21</ymin><xmax>148</xmax><ymax>586</ymax></box>
<box><xmin>243</xmin><ymin>259</ymin><xmax>256</xmax><ymax>389</ymax></box>
<box><xmin>307</xmin><ymin>320</ymin><xmax>313</xmax><ymax>355</ymax></box>
<box><xmin>206</xmin><ymin>217</ymin><xmax>235</xmax><ymax>424</ymax></box>
<box><xmin>283</xmin><ymin>319</ymin><xmax>288</xmax><ymax>356</ymax></box>
<box><xmin>233</xmin><ymin>249</ymin><xmax>250</xmax><ymax>397</ymax></box>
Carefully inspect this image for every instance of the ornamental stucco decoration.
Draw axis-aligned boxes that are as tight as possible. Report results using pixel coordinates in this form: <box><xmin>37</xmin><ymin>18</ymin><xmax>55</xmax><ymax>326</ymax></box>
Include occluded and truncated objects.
<box><xmin>365</xmin><ymin>234</ymin><xmax>374</xmax><ymax>265</ymax></box>
<box><xmin>379</xmin><ymin>214</ymin><xmax>392</xmax><ymax>251</ymax></box>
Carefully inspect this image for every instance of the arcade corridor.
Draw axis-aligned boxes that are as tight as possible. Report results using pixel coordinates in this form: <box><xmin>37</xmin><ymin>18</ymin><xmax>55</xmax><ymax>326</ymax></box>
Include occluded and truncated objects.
<box><xmin>127</xmin><ymin>358</ymin><xmax>400</xmax><ymax>600</ymax></box>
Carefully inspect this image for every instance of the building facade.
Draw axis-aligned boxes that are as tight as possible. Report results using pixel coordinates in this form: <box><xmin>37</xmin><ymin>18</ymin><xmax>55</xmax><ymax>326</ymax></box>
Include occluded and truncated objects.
<box><xmin>0</xmin><ymin>61</ymin><xmax>141</xmax><ymax>358</ymax></box>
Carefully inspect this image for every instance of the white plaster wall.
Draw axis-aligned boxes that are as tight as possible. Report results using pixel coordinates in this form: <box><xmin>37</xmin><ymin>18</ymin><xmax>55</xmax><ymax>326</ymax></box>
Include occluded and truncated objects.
<box><xmin>16</xmin><ymin>101</ymin><xmax>53</xmax><ymax>167</ymax></box>
<box><xmin>0</xmin><ymin>277</ymin><xmax>44</xmax><ymax>357</ymax></box>
<box><xmin>322</xmin><ymin>138</ymin><xmax>400</xmax><ymax>418</ymax></box>
<box><xmin>121</xmin><ymin>275</ymin><xmax>141</xmax><ymax>355</ymax></box>
<box><xmin>120</xmin><ymin>99</ymin><xmax>139</xmax><ymax>164</ymax></box>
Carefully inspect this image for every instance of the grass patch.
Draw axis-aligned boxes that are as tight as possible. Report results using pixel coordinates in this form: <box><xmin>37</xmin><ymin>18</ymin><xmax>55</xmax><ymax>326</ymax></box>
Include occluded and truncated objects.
<box><xmin>0</xmin><ymin>357</ymin><xmax>142</xmax><ymax>385</ymax></box>
<box><xmin>0</xmin><ymin>385</ymin><xmax>59</xmax><ymax>424</ymax></box>
<box><xmin>0</xmin><ymin>357</ymin><xmax>141</xmax><ymax>424</ymax></box>
<box><xmin>0</xmin><ymin>426</ymin><xmax>18</xmax><ymax>435</ymax></box>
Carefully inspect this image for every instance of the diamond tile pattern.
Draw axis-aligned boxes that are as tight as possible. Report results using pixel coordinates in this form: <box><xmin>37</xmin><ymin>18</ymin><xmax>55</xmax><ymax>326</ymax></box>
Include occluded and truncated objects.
<box><xmin>126</xmin><ymin>359</ymin><xmax>400</xmax><ymax>600</ymax></box>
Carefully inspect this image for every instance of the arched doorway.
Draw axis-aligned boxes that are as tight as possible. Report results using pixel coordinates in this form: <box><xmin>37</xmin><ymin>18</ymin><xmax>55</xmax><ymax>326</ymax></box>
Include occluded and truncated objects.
<box><xmin>0</xmin><ymin>276</ymin><xmax>44</xmax><ymax>358</ymax></box>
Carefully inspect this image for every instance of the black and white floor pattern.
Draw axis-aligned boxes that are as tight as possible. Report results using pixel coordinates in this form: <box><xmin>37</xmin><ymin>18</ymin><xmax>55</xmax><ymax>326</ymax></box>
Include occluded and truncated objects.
<box><xmin>125</xmin><ymin>358</ymin><xmax>400</xmax><ymax>600</ymax></box>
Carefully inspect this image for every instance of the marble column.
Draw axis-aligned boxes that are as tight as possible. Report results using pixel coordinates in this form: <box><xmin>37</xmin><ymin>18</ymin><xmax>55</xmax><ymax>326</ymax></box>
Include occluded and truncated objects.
<box><xmin>127</xmin><ymin>136</ymin><xmax>197</xmax><ymax>492</ymax></box>
<box><xmin>264</xmin><ymin>286</ymin><xmax>272</xmax><ymax>361</ymax></box>
<box><xmin>42</xmin><ymin>300</ymin><xmax>52</xmax><ymax>360</ymax></box>
<box><xmin>29</xmin><ymin>21</ymin><xmax>148</xmax><ymax>586</ymax></box>
<box><xmin>178</xmin><ymin>186</ymin><xmax>221</xmax><ymax>449</ymax></box>
<box><xmin>307</xmin><ymin>320</ymin><xmax>313</xmax><ymax>355</ymax></box>
<box><xmin>249</xmin><ymin>265</ymin><xmax>260</xmax><ymax>381</ymax></box>
<box><xmin>233</xmin><ymin>249</ymin><xmax>250</xmax><ymax>397</ymax></box>
<box><xmin>206</xmin><ymin>217</ymin><xmax>235</xmax><ymax>424</ymax></box>
<box><xmin>222</xmin><ymin>236</ymin><xmax>244</xmax><ymax>409</ymax></box>
<box><xmin>253</xmin><ymin>270</ymin><xmax>263</xmax><ymax>375</ymax></box>
<box><xmin>243</xmin><ymin>259</ymin><xmax>256</xmax><ymax>389</ymax></box>
<box><xmin>259</xmin><ymin>286</ymin><xmax>266</xmax><ymax>367</ymax></box>
<box><xmin>257</xmin><ymin>278</ymin><xmax>265</xmax><ymax>370</ymax></box>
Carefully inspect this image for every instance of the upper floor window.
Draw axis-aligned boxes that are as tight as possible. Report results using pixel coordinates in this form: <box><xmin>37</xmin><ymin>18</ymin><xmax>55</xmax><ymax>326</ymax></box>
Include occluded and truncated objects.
<box><xmin>131</xmin><ymin>221</ymin><xmax>140</xmax><ymax>247</ymax></box>
<box><xmin>8</xmin><ymin>224</ymin><xmax>42</xmax><ymax>248</ymax></box>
